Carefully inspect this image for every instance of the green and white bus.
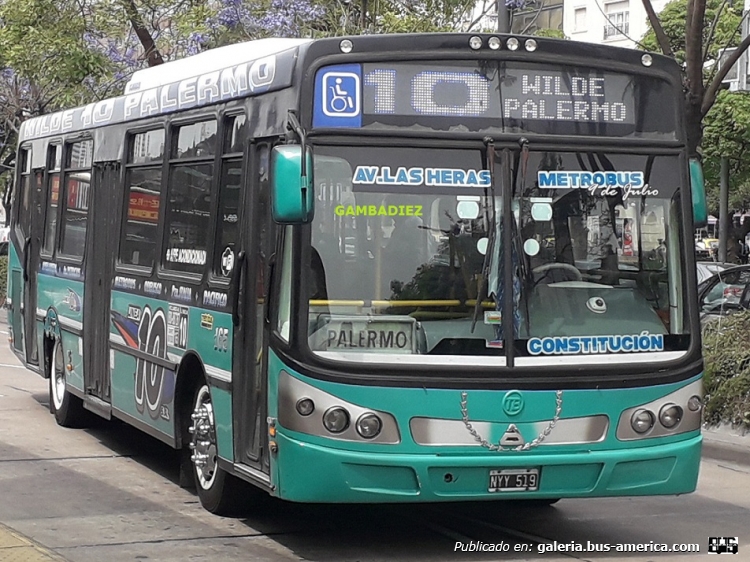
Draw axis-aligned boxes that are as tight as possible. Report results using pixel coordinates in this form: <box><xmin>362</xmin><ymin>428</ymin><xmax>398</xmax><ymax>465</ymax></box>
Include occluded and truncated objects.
<box><xmin>6</xmin><ymin>33</ymin><xmax>708</xmax><ymax>514</ymax></box>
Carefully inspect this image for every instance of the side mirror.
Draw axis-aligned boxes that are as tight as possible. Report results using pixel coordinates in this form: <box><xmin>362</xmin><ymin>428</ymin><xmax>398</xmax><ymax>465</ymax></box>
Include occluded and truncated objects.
<box><xmin>270</xmin><ymin>145</ymin><xmax>314</xmax><ymax>224</ymax></box>
<box><xmin>689</xmin><ymin>158</ymin><xmax>708</xmax><ymax>228</ymax></box>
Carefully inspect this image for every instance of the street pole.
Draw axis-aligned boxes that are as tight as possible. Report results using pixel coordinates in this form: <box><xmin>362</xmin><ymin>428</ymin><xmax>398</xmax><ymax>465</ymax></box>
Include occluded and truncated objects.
<box><xmin>719</xmin><ymin>156</ymin><xmax>729</xmax><ymax>262</ymax></box>
<box><xmin>497</xmin><ymin>0</ymin><xmax>510</xmax><ymax>33</ymax></box>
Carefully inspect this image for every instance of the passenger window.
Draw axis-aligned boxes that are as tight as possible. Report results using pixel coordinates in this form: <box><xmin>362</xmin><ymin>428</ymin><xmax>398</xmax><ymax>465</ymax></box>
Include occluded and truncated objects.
<box><xmin>213</xmin><ymin>115</ymin><xmax>245</xmax><ymax>278</ymax></box>
<box><xmin>120</xmin><ymin>129</ymin><xmax>165</xmax><ymax>268</ymax></box>
<box><xmin>42</xmin><ymin>145</ymin><xmax>62</xmax><ymax>254</ymax></box>
<box><xmin>165</xmin><ymin>120</ymin><xmax>217</xmax><ymax>274</ymax></box>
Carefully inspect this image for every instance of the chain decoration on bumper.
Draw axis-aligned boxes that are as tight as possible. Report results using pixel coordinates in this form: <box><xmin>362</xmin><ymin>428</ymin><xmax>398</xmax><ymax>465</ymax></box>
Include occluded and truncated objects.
<box><xmin>460</xmin><ymin>390</ymin><xmax>563</xmax><ymax>451</ymax></box>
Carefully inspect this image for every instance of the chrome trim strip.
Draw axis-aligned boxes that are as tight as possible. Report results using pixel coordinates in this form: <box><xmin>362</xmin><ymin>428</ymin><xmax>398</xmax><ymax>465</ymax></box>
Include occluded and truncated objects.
<box><xmin>110</xmin><ymin>333</ymin><xmax>126</xmax><ymax>347</ymax></box>
<box><xmin>233</xmin><ymin>463</ymin><xmax>271</xmax><ymax>485</ymax></box>
<box><xmin>36</xmin><ymin>307</ymin><xmax>46</xmax><ymax>320</ymax></box>
<box><xmin>57</xmin><ymin>315</ymin><xmax>82</xmax><ymax>332</ymax></box>
<box><xmin>410</xmin><ymin>415</ymin><xmax>609</xmax><ymax>446</ymax></box>
<box><xmin>205</xmin><ymin>364</ymin><xmax>232</xmax><ymax>383</ymax></box>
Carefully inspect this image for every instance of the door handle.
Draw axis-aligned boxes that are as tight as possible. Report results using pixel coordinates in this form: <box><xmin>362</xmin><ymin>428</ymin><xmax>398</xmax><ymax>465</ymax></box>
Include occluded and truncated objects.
<box><xmin>22</xmin><ymin>237</ymin><xmax>31</xmax><ymax>282</ymax></box>
<box><xmin>232</xmin><ymin>250</ymin><xmax>246</xmax><ymax>327</ymax></box>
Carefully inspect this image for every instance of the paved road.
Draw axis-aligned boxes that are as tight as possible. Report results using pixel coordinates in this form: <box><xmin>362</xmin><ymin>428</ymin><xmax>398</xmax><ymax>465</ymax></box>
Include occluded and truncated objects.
<box><xmin>1</xmin><ymin>327</ymin><xmax>749</xmax><ymax>561</ymax></box>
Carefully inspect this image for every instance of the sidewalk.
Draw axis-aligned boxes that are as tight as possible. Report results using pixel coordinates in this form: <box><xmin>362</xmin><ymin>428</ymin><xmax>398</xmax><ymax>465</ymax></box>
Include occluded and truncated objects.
<box><xmin>702</xmin><ymin>424</ymin><xmax>750</xmax><ymax>466</ymax></box>
<box><xmin>0</xmin><ymin>523</ymin><xmax>68</xmax><ymax>562</ymax></box>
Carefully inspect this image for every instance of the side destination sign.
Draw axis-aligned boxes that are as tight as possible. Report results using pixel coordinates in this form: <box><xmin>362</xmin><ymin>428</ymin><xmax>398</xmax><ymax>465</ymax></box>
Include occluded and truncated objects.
<box><xmin>20</xmin><ymin>50</ymin><xmax>298</xmax><ymax>141</ymax></box>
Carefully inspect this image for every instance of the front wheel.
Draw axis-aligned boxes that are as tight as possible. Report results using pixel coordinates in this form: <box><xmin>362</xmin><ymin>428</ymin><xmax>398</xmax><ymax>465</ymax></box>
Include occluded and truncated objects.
<box><xmin>48</xmin><ymin>338</ymin><xmax>88</xmax><ymax>428</ymax></box>
<box><xmin>189</xmin><ymin>383</ymin><xmax>250</xmax><ymax>515</ymax></box>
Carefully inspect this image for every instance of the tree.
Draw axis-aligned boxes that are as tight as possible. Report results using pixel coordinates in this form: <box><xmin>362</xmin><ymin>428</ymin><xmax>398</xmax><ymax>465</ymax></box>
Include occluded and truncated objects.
<box><xmin>641</xmin><ymin>0</ymin><xmax>750</xmax><ymax>156</ymax></box>
<box><xmin>702</xmin><ymin>90</ymin><xmax>750</xmax><ymax>211</ymax></box>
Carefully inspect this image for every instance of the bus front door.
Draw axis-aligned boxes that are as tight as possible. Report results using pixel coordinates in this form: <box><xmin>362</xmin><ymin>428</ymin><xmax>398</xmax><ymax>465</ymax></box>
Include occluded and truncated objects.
<box><xmin>15</xmin><ymin>170</ymin><xmax>44</xmax><ymax>367</ymax></box>
<box><xmin>231</xmin><ymin>142</ymin><xmax>273</xmax><ymax>480</ymax></box>
<box><xmin>81</xmin><ymin>162</ymin><xmax>119</xmax><ymax>417</ymax></box>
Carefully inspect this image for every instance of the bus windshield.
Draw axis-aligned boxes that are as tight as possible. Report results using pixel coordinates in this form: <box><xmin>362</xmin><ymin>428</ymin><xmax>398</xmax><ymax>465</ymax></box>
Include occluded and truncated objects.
<box><xmin>304</xmin><ymin>145</ymin><xmax>688</xmax><ymax>364</ymax></box>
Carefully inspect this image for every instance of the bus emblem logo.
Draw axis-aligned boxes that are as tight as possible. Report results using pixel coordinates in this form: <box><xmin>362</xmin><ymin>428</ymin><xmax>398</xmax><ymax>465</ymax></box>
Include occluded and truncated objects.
<box><xmin>322</xmin><ymin>72</ymin><xmax>360</xmax><ymax>117</ymax></box>
<box><xmin>502</xmin><ymin>391</ymin><xmax>524</xmax><ymax>416</ymax></box>
<box><xmin>221</xmin><ymin>247</ymin><xmax>235</xmax><ymax>276</ymax></box>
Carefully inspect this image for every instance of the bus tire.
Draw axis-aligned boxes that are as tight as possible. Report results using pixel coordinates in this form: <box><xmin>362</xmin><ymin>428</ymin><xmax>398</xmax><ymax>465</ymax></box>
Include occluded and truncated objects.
<box><xmin>189</xmin><ymin>382</ymin><xmax>248</xmax><ymax>515</ymax></box>
<box><xmin>48</xmin><ymin>338</ymin><xmax>88</xmax><ymax>428</ymax></box>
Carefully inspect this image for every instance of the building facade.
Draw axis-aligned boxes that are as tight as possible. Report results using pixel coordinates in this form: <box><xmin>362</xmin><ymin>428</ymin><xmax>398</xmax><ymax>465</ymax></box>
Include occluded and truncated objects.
<box><xmin>561</xmin><ymin>0</ymin><xmax>669</xmax><ymax>48</ymax></box>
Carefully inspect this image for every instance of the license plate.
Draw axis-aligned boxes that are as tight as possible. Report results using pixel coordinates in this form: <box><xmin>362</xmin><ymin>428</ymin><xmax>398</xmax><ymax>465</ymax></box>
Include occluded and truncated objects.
<box><xmin>488</xmin><ymin>468</ymin><xmax>540</xmax><ymax>492</ymax></box>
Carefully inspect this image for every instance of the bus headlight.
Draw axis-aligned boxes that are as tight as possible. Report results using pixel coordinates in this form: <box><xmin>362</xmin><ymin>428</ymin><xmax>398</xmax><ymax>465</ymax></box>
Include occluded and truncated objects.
<box><xmin>356</xmin><ymin>413</ymin><xmax>382</xmax><ymax>439</ymax></box>
<box><xmin>659</xmin><ymin>404</ymin><xmax>683</xmax><ymax>429</ymax></box>
<box><xmin>296</xmin><ymin>398</ymin><xmax>315</xmax><ymax>416</ymax></box>
<box><xmin>688</xmin><ymin>395</ymin><xmax>702</xmax><ymax>412</ymax></box>
<box><xmin>323</xmin><ymin>407</ymin><xmax>350</xmax><ymax>433</ymax></box>
<box><xmin>631</xmin><ymin>409</ymin><xmax>655</xmax><ymax>434</ymax></box>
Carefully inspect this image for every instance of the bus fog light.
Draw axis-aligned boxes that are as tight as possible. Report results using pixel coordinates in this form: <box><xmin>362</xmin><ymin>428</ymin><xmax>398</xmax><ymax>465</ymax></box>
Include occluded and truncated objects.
<box><xmin>659</xmin><ymin>404</ymin><xmax>683</xmax><ymax>428</ymax></box>
<box><xmin>631</xmin><ymin>409</ymin><xmax>655</xmax><ymax>433</ymax></box>
<box><xmin>323</xmin><ymin>407</ymin><xmax>350</xmax><ymax>433</ymax></box>
<box><xmin>356</xmin><ymin>413</ymin><xmax>382</xmax><ymax>438</ymax></box>
<box><xmin>469</xmin><ymin>36</ymin><xmax>482</xmax><ymax>50</ymax></box>
<box><xmin>506</xmin><ymin>37</ymin><xmax>519</xmax><ymax>51</ymax></box>
<box><xmin>339</xmin><ymin>39</ymin><xmax>353</xmax><ymax>53</ymax></box>
<box><xmin>488</xmin><ymin>36</ymin><xmax>502</xmax><ymax>50</ymax></box>
<box><xmin>688</xmin><ymin>395</ymin><xmax>702</xmax><ymax>412</ymax></box>
<box><xmin>296</xmin><ymin>398</ymin><xmax>315</xmax><ymax>416</ymax></box>
<box><xmin>524</xmin><ymin>39</ymin><xmax>537</xmax><ymax>52</ymax></box>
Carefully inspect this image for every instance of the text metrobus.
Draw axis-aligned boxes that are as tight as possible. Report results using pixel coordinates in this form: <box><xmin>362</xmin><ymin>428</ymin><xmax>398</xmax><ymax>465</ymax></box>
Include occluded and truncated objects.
<box><xmin>7</xmin><ymin>33</ymin><xmax>707</xmax><ymax>514</ymax></box>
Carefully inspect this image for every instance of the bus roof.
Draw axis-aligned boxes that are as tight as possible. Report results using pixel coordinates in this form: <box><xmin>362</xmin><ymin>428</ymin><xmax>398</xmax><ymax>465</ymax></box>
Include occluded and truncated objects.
<box><xmin>19</xmin><ymin>38</ymin><xmax>311</xmax><ymax>143</ymax></box>
<box><xmin>124</xmin><ymin>38</ymin><xmax>310</xmax><ymax>94</ymax></box>
<box><xmin>19</xmin><ymin>33</ymin><xmax>679</xmax><ymax>144</ymax></box>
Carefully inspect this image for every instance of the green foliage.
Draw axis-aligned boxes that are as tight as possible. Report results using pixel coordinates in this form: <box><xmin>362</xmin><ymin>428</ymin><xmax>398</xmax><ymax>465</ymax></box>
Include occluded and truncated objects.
<box><xmin>702</xmin><ymin>91</ymin><xmax>750</xmax><ymax>213</ymax></box>
<box><xmin>531</xmin><ymin>28</ymin><xmax>566</xmax><ymax>40</ymax></box>
<box><xmin>640</xmin><ymin>0</ymin><xmax>742</xmax><ymax>63</ymax></box>
<box><xmin>702</xmin><ymin>311</ymin><xmax>750</xmax><ymax>431</ymax></box>
<box><xmin>0</xmin><ymin>0</ymin><xmax>112</xmax><ymax>108</ymax></box>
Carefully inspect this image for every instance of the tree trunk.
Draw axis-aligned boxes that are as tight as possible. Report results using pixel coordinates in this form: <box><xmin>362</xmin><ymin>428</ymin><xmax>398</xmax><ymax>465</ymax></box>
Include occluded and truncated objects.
<box><xmin>685</xmin><ymin>93</ymin><xmax>704</xmax><ymax>159</ymax></box>
<box><xmin>120</xmin><ymin>0</ymin><xmax>164</xmax><ymax>67</ymax></box>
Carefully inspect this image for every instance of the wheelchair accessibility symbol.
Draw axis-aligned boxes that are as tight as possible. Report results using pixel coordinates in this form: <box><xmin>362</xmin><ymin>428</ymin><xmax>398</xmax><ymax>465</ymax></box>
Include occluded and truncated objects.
<box><xmin>322</xmin><ymin>71</ymin><xmax>360</xmax><ymax>117</ymax></box>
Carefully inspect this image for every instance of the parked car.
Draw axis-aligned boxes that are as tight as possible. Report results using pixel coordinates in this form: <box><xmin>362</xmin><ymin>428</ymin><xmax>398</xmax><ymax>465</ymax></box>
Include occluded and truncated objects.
<box><xmin>698</xmin><ymin>264</ymin><xmax>750</xmax><ymax>324</ymax></box>
<box><xmin>696</xmin><ymin>261</ymin><xmax>733</xmax><ymax>284</ymax></box>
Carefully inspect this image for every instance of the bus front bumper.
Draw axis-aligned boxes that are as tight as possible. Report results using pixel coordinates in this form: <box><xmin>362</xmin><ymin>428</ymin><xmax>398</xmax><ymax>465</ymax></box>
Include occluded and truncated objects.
<box><xmin>271</xmin><ymin>432</ymin><xmax>702</xmax><ymax>503</ymax></box>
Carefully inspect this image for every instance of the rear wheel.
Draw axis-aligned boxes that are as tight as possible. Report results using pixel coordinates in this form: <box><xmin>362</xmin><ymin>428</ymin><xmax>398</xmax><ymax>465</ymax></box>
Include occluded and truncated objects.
<box><xmin>189</xmin><ymin>382</ymin><xmax>249</xmax><ymax>515</ymax></box>
<box><xmin>48</xmin><ymin>338</ymin><xmax>88</xmax><ymax>427</ymax></box>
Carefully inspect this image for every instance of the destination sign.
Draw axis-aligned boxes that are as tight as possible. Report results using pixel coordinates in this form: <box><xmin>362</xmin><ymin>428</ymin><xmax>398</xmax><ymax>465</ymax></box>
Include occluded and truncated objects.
<box><xmin>310</xmin><ymin>315</ymin><xmax>418</xmax><ymax>354</ymax></box>
<box><xmin>360</xmin><ymin>63</ymin><xmax>634</xmax><ymax>125</ymax></box>
<box><xmin>313</xmin><ymin>61</ymin><xmax>674</xmax><ymax>136</ymax></box>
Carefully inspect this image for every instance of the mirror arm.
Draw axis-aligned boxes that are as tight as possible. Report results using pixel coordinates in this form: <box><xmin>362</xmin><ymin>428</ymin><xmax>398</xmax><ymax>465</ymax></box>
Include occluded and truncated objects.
<box><xmin>286</xmin><ymin>110</ymin><xmax>310</xmax><ymax>212</ymax></box>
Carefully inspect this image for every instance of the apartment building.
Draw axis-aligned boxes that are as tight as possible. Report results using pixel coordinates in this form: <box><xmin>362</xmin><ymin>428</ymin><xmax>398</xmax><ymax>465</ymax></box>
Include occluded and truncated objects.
<box><xmin>563</xmin><ymin>0</ymin><xmax>669</xmax><ymax>48</ymax></box>
<box><xmin>466</xmin><ymin>0</ymin><xmax>669</xmax><ymax>50</ymax></box>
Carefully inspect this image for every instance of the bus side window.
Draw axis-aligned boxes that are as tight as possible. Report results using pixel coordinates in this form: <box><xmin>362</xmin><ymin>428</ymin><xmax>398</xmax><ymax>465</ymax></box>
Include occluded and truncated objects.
<box><xmin>120</xmin><ymin>129</ymin><xmax>165</xmax><ymax>269</ymax></box>
<box><xmin>164</xmin><ymin>120</ymin><xmax>217</xmax><ymax>275</ymax></box>
<box><xmin>213</xmin><ymin>114</ymin><xmax>244</xmax><ymax>278</ymax></box>
<box><xmin>59</xmin><ymin>139</ymin><xmax>93</xmax><ymax>259</ymax></box>
<box><xmin>42</xmin><ymin>145</ymin><xmax>62</xmax><ymax>255</ymax></box>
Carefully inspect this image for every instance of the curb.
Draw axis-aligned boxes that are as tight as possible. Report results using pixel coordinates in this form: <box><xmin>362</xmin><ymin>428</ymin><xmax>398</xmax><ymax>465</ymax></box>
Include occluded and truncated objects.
<box><xmin>0</xmin><ymin>522</ymin><xmax>68</xmax><ymax>562</ymax></box>
<box><xmin>701</xmin><ymin>426</ymin><xmax>750</xmax><ymax>467</ymax></box>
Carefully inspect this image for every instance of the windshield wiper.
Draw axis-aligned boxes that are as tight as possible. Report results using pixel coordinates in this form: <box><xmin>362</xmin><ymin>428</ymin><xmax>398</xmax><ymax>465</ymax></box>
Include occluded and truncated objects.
<box><xmin>471</xmin><ymin>138</ymin><xmax>498</xmax><ymax>333</ymax></box>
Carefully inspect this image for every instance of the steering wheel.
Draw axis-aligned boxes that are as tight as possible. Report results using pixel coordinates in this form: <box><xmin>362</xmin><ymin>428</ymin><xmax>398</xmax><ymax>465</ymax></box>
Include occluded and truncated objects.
<box><xmin>532</xmin><ymin>263</ymin><xmax>583</xmax><ymax>283</ymax></box>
